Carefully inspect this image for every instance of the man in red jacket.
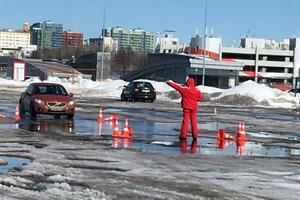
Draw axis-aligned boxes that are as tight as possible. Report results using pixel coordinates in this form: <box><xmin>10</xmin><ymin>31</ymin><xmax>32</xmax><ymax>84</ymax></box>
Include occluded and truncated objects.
<box><xmin>167</xmin><ymin>77</ymin><xmax>203</xmax><ymax>140</ymax></box>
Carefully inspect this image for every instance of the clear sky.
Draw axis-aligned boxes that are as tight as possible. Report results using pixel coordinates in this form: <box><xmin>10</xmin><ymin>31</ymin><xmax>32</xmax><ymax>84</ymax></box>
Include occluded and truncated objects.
<box><xmin>0</xmin><ymin>0</ymin><xmax>299</xmax><ymax>46</ymax></box>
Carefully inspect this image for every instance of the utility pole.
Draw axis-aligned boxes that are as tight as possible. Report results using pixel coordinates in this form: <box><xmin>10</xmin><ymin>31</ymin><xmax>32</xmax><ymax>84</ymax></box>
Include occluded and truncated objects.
<box><xmin>100</xmin><ymin>0</ymin><xmax>106</xmax><ymax>81</ymax></box>
<box><xmin>202</xmin><ymin>0</ymin><xmax>208</xmax><ymax>85</ymax></box>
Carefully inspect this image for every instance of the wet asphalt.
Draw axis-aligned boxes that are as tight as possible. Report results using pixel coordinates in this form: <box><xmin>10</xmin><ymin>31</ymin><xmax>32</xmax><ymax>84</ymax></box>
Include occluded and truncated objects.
<box><xmin>1</xmin><ymin>90</ymin><xmax>300</xmax><ymax>158</ymax></box>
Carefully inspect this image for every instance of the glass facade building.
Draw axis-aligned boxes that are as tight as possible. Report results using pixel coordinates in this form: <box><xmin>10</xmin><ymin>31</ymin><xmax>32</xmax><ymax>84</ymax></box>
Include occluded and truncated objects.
<box><xmin>30</xmin><ymin>21</ymin><xmax>63</xmax><ymax>50</ymax></box>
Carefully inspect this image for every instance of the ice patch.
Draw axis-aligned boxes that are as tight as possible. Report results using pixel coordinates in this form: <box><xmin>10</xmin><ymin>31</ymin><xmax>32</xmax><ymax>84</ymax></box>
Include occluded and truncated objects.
<box><xmin>247</xmin><ymin>131</ymin><xmax>289</xmax><ymax>139</ymax></box>
<box><xmin>272</xmin><ymin>182</ymin><xmax>300</xmax><ymax>190</ymax></box>
<box><xmin>151</xmin><ymin>141</ymin><xmax>174</xmax><ymax>146</ymax></box>
<box><xmin>260</xmin><ymin>171</ymin><xmax>294</xmax><ymax>176</ymax></box>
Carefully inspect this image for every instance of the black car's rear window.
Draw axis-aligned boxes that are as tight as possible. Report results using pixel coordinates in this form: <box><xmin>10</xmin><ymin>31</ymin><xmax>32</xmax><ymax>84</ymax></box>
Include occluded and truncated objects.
<box><xmin>135</xmin><ymin>82</ymin><xmax>154</xmax><ymax>89</ymax></box>
<box><xmin>34</xmin><ymin>85</ymin><xmax>68</xmax><ymax>95</ymax></box>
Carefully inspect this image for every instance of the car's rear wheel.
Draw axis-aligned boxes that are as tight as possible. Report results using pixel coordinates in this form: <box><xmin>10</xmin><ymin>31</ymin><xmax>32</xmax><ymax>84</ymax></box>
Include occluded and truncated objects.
<box><xmin>128</xmin><ymin>94</ymin><xmax>135</xmax><ymax>102</ymax></box>
<box><xmin>121</xmin><ymin>95</ymin><xmax>126</xmax><ymax>101</ymax></box>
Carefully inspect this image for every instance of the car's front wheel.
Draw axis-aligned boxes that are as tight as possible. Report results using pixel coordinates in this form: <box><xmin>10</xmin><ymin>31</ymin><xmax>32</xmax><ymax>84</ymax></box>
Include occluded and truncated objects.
<box><xmin>30</xmin><ymin>103</ymin><xmax>37</xmax><ymax>120</ymax></box>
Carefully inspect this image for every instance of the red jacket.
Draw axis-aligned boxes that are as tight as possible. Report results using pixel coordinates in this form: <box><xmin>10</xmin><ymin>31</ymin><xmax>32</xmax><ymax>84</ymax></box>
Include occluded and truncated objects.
<box><xmin>167</xmin><ymin>78</ymin><xmax>203</xmax><ymax>111</ymax></box>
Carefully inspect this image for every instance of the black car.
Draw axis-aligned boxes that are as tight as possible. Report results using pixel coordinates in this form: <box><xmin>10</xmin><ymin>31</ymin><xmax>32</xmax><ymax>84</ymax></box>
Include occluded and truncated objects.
<box><xmin>288</xmin><ymin>88</ymin><xmax>300</xmax><ymax>97</ymax></box>
<box><xmin>121</xmin><ymin>81</ymin><xmax>156</xmax><ymax>102</ymax></box>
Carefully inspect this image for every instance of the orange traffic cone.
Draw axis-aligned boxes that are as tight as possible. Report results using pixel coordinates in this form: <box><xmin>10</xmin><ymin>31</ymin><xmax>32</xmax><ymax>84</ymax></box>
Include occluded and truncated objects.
<box><xmin>236</xmin><ymin>120</ymin><xmax>247</xmax><ymax>140</ymax></box>
<box><xmin>13</xmin><ymin>105</ymin><xmax>21</xmax><ymax>121</ymax></box>
<box><xmin>112</xmin><ymin>115</ymin><xmax>121</xmax><ymax>137</ymax></box>
<box><xmin>122</xmin><ymin>119</ymin><xmax>132</xmax><ymax>138</ymax></box>
<box><xmin>97</xmin><ymin>107</ymin><xmax>103</xmax><ymax>123</ymax></box>
<box><xmin>0</xmin><ymin>113</ymin><xmax>7</xmax><ymax>118</ymax></box>
<box><xmin>236</xmin><ymin>140</ymin><xmax>246</xmax><ymax>155</ymax></box>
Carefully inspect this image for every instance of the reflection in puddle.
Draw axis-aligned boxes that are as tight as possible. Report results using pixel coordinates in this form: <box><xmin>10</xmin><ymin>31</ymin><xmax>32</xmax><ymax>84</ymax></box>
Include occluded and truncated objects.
<box><xmin>18</xmin><ymin>119</ymin><xmax>75</xmax><ymax>133</ymax></box>
<box><xmin>0</xmin><ymin>156</ymin><xmax>31</xmax><ymax>173</ymax></box>
<box><xmin>112</xmin><ymin>137</ymin><xmax>132</xmax><ymax>149</ymax></box>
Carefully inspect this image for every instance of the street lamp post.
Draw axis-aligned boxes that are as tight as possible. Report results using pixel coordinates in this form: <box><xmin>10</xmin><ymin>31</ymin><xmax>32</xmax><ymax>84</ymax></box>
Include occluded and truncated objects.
<box><xmin>100</xmin><ymin>0</ymin><xmax>106</xmax><ymax>82</ymax></box>
<box><xmin>202</xmin><ymin>0</ymin><xmax>208</xmax><ymax>85</ymax></box>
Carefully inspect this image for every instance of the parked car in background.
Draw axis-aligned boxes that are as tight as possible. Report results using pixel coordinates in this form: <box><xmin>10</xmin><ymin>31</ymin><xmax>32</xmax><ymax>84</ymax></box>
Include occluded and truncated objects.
<box><xmin>19</xmin><ymin>83</ymin><xmax>75</xmax><ymax>119</ymax></box>
<box><xmin>288</xmin><ymin>88</ymin><xmax>300</xmax><ymax>97</ymax></box>
<box><xmin>289</xmin><ymin>88</ymin><xmax>300</xmax><ymax>93</ymax></box>
<box><xmin>121</xmin><ymin>81</ymin><xmax>156</xmax><ymax>102</ymax></box>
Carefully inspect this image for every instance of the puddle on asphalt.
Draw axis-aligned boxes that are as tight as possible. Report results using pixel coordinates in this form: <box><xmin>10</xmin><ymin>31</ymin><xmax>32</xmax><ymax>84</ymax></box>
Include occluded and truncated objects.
<box><xmin>0</xmin><ymin>156</ymin><xmax>31</xmax><ymax>173</ymax></box>
<box><xmin>1</xmin><ymin>115</ymin><xmax>299</xmax><ymax>158</ymax></box>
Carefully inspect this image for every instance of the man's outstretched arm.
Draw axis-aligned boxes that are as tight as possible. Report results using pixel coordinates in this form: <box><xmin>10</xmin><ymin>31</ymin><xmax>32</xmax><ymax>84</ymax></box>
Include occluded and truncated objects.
<box><xmin>167</xmin><ymin>80</ymin><xmax>184</xmax><ymax>93</ymax></box>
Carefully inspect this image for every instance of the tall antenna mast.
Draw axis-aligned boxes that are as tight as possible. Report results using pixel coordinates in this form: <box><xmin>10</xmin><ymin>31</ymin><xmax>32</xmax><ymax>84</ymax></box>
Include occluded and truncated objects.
<box><xmin>202</xmin><ymin>0</ymin><xmax>208</xmax><ymax>85</ymax></box>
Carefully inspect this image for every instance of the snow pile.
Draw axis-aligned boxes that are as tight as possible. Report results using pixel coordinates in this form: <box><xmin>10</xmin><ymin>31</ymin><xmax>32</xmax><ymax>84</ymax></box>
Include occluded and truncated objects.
<box><xmin>47</xmin><ymin>77</ymin><xmax>128</xmax><ymax>98</ymax></box>
<box><xmin>0</xmin><ymin>77</ymin><xmax>299</xmax><ymax>108</ymax></box>
<box><xmin>212</xmin><ymin>80</ymin><xmax>299</xmax><ymax>108</ymax></box>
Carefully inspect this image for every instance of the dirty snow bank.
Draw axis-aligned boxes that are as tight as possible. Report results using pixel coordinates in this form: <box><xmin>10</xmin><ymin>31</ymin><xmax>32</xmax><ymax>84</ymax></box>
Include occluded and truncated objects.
<box><xmin>211</xmin><ymin>80</ymin><xmax>299</xmax><ymax>108</ymax></box>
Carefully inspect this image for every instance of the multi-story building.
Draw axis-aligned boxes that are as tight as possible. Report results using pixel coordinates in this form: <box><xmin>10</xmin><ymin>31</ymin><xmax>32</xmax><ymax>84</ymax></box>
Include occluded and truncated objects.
<box><xmin>62</xmin><ymin>31</ymin><xmax>83</xmax><ymax>48</ymax></box>
<box><xmin>155</xmin><ymin>31</ymin><xmax>183</xmax><ymax>53</ymax></box>
<box><xmin>187</xmin><ymin>35</ymin><xmax>300</xmax><ymax>88</ymax></box>
<box><xmin>30</xmin><ymin>20</ymin><xmax>63</xmax><ymax>50</ymax></box>
<box><xmin>102</xmin><ymin>27</ymin><xmax>154</xmax><ymax>52</ymax></box>
<box><xmin>89</xmin><ymin>38</ymin><xmax>101</xmax><ymax>47</ymax></box>
<box><xmin>221</xmin><ymin>37</ymin><xmax>300</xmax><ymax>87</ymax></box>
<box><xmin>0</xmin><ymin>23</ymin><xmax>37</xmax><ymax>57</ymax></box>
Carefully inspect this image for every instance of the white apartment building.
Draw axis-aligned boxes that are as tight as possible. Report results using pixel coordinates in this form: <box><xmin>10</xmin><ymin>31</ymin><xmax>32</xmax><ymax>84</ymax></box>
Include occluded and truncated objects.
<box><xmin>0</xmin><ymin>27</ymin><xmax>37</xmax><ymax>57</ymax></box>
<box><xmin>155</xmin><ymin>32</ymin><xmax>183</xmax><ymax>53</ymax></box>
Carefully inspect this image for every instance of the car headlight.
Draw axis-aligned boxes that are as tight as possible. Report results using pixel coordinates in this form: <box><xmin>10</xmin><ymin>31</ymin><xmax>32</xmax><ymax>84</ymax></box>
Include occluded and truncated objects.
<box><xmin>34</xmin><ymin>99</ymin><xmax>43</xmax><ymax>104</ymax></box>
<box><xmin>68</xmin><ymin>100</ymin><xmax>75</xmax><ymax>106</ymax></box>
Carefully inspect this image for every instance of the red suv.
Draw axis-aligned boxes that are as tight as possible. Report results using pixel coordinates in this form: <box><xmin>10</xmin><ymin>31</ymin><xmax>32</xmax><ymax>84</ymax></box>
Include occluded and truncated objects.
<box><xmin>19</xmin><ymin>83</ymin><xmax>75</xmax><ymax>119</ymax></box>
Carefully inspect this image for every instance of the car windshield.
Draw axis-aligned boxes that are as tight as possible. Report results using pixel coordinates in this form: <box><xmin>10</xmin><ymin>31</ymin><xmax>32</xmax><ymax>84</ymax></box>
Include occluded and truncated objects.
<box><xmin>34</xmin><ymin>85</ymin><xmax>68</xmax><ymax>95</ymax></box>
<box><xmin>135</xmin><ymin>82</ymin><xmax>154</xmax><ymax>89</ymax></box>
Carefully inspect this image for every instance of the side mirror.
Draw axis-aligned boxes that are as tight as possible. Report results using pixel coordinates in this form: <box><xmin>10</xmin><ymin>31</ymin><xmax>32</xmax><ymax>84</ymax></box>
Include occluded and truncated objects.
<box><xmin>26</xmin><ymin>91</ymin><xmax>32</xmax><ymax>96</ymax></box>
<box><xmin>69</xmin><ymin>93</ymin><xmax>74</xmax><ymax>97</ymax></box>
